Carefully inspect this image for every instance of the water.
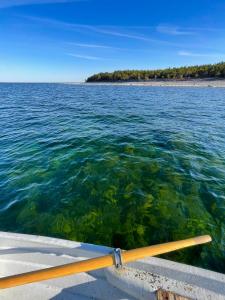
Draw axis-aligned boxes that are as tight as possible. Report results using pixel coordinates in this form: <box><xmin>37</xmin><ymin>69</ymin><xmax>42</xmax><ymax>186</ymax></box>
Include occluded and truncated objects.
<box><xmin>0</xmin><ymin>83</ymin><xmax>224</xmax><ymax>272</ymax></box>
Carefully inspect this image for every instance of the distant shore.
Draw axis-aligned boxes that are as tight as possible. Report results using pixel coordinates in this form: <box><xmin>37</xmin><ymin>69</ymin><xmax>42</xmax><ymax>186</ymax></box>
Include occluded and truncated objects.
<box><xmin>85</xmin><ymin>78</ymin><xmax>225</xmax><ymax>88</ymax></box>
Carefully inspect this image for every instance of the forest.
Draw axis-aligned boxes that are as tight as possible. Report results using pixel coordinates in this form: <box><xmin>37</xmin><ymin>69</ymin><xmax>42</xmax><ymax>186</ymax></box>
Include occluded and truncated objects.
<box><xmin>86</xmin><ymin>62</ymin><xmax>225</xmax><ymax>82</ymax></box>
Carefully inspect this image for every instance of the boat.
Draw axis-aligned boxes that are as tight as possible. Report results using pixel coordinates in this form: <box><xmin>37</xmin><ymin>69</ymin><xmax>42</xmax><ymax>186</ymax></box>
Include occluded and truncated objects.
<box><xmin>0</xmin><ymin>231</ymin><xmax>224</xmax><ymax>299</ymax></box>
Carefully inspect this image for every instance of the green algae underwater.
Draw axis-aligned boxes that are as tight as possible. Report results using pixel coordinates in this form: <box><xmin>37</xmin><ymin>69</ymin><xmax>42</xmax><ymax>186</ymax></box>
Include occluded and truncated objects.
<box><xmin>0</xmin><ymin>83</ymin><xmax>224</xmax><ymax>273</ymax></box>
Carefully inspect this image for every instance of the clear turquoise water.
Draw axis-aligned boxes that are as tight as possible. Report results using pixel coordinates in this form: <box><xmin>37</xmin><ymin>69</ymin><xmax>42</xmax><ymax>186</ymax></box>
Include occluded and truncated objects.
<box><xmin>0</xmin><ymin>83</ymin><xmax>224</xmax><ymax>272</ymax></box>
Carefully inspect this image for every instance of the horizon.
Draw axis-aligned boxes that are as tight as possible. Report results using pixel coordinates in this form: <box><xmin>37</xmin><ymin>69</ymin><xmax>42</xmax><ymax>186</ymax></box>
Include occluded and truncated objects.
<box><xmin>1</xmin><ymin>60</ymin><xmax>225</xmax><ymax>83</ymax></box>
<box><xmin>1</xmin><ymin>0</ymin><xmax>225</xmax><ymax>82</ymax></box>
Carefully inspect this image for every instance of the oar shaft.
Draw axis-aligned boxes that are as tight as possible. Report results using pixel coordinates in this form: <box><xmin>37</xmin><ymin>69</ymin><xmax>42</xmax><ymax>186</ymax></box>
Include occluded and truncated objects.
<box><xmin>0</xmin><ymin>235</ymin><xmax>211</xmax><ymax>289</ymax></box>
<box><xmin>122</xmin><ymin>235</ymin><xmax>211</xmax><ymax>263</ymax></box>
<box><xmin>0</xmin><ymin>255</ymin><xmax>114</xmax><ymax>289</ymax></box>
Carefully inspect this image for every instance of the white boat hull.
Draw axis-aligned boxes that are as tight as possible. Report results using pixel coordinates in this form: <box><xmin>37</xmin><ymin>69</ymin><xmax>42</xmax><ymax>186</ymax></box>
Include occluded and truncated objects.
<box><xmin>0</xmin><ymin>232</ymin><xmax>224</xmax><ymax>299</ymax></box>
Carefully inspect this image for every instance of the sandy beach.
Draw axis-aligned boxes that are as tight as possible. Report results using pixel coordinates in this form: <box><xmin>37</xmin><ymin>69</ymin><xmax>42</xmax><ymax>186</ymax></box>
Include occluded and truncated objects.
<box><xmin>85</xmin><ymin>78</ymin><xmax>225</xmax><ymax>88</ymax></box>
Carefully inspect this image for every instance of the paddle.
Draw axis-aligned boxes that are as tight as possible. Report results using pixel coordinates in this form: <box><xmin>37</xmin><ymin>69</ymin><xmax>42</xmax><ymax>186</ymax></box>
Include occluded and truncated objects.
<box><xmin>0</xmin><ymin>235</ymin><xmax>211</xmax><ymax>289</ymax></box>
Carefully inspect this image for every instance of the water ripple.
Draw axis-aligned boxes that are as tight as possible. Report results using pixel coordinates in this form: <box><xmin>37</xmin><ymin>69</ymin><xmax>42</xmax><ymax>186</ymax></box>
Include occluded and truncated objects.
<box><xmin>0</xmin><ymin>83</ymin><xmax>224</xmax><ymax>272</ymax></box>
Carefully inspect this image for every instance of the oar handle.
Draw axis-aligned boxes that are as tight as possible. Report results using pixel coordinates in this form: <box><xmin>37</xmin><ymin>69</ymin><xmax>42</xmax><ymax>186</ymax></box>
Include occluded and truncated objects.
<box><xmin>0</xmin><ymin>235</ymin><xmax>211</xmax><ymax>289</ymax></box>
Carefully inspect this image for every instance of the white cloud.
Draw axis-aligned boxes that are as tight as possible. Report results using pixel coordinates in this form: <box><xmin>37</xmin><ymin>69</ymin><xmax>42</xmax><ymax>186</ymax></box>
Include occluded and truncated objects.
<box><xmin>178</xmin><ymin>51</ymin><xmax>225</xmax><ymax>58</ymax></box>
<box><xmin>178</xmin><ymin>51</ymin><xmax>196</xmax><ymax>56</ymax></box>
<box><xmin>22</xmin><ymin>16</ymin><xmax>151</xmax><ymax>41</ymax></box>
<box><xmin>21</xmin><ymin>16</ymin><xmax>184</xmax><ymax>48</ymax></box>
<box><xmin>157</xmin><ymin>25</ymin><xmax>194</xmax><ymax>36</ymax></box>
<box><xmin>92</xmin><ymin>28</ymin><xmax>151</xmax><ymax>41</ymax></box>
<box><xmin>0</xmin><ymin>0</ymin><xmax>81</xmax><ymax>8</ymax></box>
<box><xmin>67</xmin><ymin>53</ymin><xmax>102</xmax><ymax>60</ymax></box>
<box><xmin>68</xmin><ymin>42</ymin><xmax>115</xmax><ymax>49</ymax></box>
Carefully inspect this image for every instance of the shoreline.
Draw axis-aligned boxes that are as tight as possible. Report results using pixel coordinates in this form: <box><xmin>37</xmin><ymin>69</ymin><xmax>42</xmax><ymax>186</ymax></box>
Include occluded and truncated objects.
<box><xmin>1</xmin><ymin>79</ymin><xmax>225</xmax><ymax>87</ymax></box>
<box><xmin>85</xmin><ymin>78</ymin><xmax>225</xmax><ymax>88</ymax></box>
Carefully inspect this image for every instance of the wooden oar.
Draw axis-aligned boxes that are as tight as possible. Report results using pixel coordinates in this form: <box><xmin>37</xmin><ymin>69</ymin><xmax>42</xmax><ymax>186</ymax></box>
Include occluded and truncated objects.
<box><xmin>0</xmin><ymin>235</ymin><xmax>211</xmax><ymax>289</ymax></box>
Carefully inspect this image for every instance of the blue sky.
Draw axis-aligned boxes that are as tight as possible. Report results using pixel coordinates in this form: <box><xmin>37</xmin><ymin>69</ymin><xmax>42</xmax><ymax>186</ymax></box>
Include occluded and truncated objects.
<box><xmin>1</xmin><ymin>0</ymin><xmax>225</xmax><ymax>82</ymax></box>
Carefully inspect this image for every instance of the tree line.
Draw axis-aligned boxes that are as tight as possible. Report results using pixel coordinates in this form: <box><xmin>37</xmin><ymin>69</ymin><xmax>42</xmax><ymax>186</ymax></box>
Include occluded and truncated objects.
<box><xmin>86</xmin><ymin>62</ymin><xmax>225</xmax><ymax>82</ymax></box>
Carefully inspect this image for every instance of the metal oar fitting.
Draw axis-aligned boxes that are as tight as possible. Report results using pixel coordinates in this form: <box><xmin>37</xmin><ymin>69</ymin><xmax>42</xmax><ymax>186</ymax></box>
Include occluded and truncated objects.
<box><xmin>113</xmin><ymin>248</ymin><xmax>123</xmax><ymax>268</ymax></box>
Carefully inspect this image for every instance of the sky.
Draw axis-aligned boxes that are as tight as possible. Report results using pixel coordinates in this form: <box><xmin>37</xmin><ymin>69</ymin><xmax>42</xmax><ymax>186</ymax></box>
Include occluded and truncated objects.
<box><xmin>1</xmin><ymin>0</ymin><xmax>225</xmax><ymax>82</ymax></box>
